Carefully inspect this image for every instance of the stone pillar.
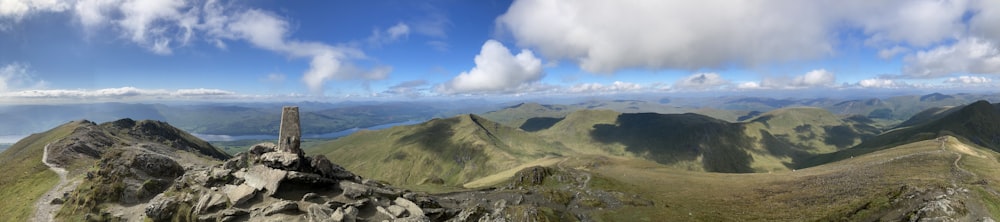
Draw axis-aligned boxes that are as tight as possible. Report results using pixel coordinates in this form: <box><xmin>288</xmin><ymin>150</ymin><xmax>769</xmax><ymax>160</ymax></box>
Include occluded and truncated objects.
<box><xmin>278</xmin><ymin>106</ymin><xmax>303</xmax><ymax>156</ymax></box>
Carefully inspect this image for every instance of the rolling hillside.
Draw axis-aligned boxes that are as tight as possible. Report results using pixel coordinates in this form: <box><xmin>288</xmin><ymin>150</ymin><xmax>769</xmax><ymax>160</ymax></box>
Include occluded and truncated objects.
<box><xmin>308</xmin><ymin>114</ymin><xmax>573</xmax><ymax>187</ymax></box>
<box><xmin>803</xmin><ymin>100</ymin><xmax>1000</xmax><ymax>168</ymax></box>
<box><xmin>530</xmin><ymin>108</ymin><xmax>879</xmax><ymax>173</ymax></box>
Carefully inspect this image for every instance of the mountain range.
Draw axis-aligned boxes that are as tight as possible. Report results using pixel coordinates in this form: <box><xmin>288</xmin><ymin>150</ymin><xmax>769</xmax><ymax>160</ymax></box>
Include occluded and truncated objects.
<box><xmin>5</xmin><ymin>93</ymin><xmax>1000</xmax><ymax>220</ymax></box>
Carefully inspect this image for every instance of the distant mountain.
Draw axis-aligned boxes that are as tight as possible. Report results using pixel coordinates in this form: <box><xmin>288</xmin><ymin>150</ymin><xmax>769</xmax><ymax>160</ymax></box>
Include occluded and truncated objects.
<box><xmin>308</xmin><ymin>114</ymin><xmax>571</xmax><ymax>186</ymax></box>
<box><xmin>802</xmin><ymin>100</ymin><xmax>1000</xmax><ymax>168</ymax></box>
<box><xmin>480</xmin><ymin>102</ymin><xmax>575</xmax><ymax>129</ymax></box>
<box><xmin>529</xmin><ymin>108</ymin><xmax>879</xmax><ymax>173</ymax></box>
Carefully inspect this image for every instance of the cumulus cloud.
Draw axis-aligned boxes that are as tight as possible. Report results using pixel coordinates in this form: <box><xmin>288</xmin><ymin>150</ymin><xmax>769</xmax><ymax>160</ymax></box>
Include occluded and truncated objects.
<box><xmin>673</xmin><ymin>73</ymin><xmax>730</xmax><ymax>90</ymax></box>
<box><xmin>944</xmin><ymin>75</ymin><xmax>993</xmax><ymax>85</ymax></box>
<box><xmin>740</xmin><ymin>69</ymin><xmax>837</xmax><ymax>90</ymax></box>
<box><xmin>438</xmin><ymin>40</ymin><xmax>543</xmax><ymax>94</ymax></box>
<box><xmin>792</xmin><ymin>69</ymin><xmax>836</xmax><ymax>87</ymax></box>
<box><xmin>567</xmin><ymin>81</ymin><xmax>642</xmax><ymax>94</ymax></box>
<box><xmin>496</xmin><ymin>0</ymin><xmax>982</xmax><ymax>73</ymax></box>
<box><xmin>902</xmin><ymin>37</ymin><xmax>1000</xmax><ymax>78</ymax></box>
<box><xmin>3</xmin><ymin>0</ymin><xmax>390</xmax><ymax>95</ymax></box>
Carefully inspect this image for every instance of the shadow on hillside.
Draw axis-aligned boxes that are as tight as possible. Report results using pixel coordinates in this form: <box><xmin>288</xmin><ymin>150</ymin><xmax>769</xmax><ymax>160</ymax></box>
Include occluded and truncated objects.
<box><xmin>397</xmin><ymin>118</ymin><xmax>486</xmax><ymax>167</ymax></box>
<box><xmin>519</xmin><ymin>117</ymin><xmax>564</xmax><ymax>132</ymax></box>
<box><xmin>590</xmin><ymin>113</ymin><xmax>754</xmax><ymax>173</ymax></box>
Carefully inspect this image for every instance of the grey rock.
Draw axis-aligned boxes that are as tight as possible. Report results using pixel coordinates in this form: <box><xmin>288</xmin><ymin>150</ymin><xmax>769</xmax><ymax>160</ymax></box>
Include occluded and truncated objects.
<box><xmin>50</xmin><ymin>197</ymin><xmax>64</xmax><ymax>205</ymax></box>
<box><xmin>333</xmin><ymin>206</ymin><xmax>359</xmax><ymax>222</ymax></box>
<box><xmin>286</xmin><ymin>171</ymin><xmax>338</xmax><ymax>185</ymax></box>
<box><xmin>375</xmin><ymin>205</ymin><xmax>397</xmax><ymax>220</ymax></box>
<box><xmin>302</xmin><ymin>192</ymin><xmax>320</xmax><ymax>202</ymax></box>
<box><xmin>387</xmin><ymin>205</ymin><xmax>407</xmax><ymax>218</ymax></box>
<box><xmin>249</xmin><ymin>142</ymin><xmax>277</xmax><ymax>155</ymax></box>
<box><xmin>306</xmin><ymin>204</ymin><xmax>335</xmax><ymax>222</ymax></box>
<box><xmin>219</xmin><ymin>208</ymin><xmax>249</xmax><ymax>222</ymax></box>
<box><xmin>193</xmin><ymin>193</ymin><xmax>228</xmax><ymax>216</ymax></box>
<box><xmin>445</xmin><ymin>206</ymin><xmax>487</xmax><ymax>222</ymax></box>
<box><xmin>394</xmin><ymin>197</ymin><xmax>425</xmax><ymax>217</ymax></box>
<box><xmin>340</xmin><ymin>181</ymin><xmax>371</xmax><ymax>199</ymax></box>
<box><xmin>145</xmin><ymin>194</ymin><xmax>178</xmax><ymax>222</ymax></box>
<box><xmin>223</xmin><ymin>184</ymin><xmax>257</xmax><ymax>206</ymax></box>
<box><xmin>261</xmin><ymin>151</ymin><xmax>303</xmax><ymax>170</ymax></box>
<box><xmin>242</xmin><ymin>165</ymin><xmax>288</xmax><ymax>196</ymax></box>
<box><xmin>130</xmin><ymin>152</ymin><xmax>185</xmax><ymax>178</ymax></box>
<box><xmin>311</xmin><ymin>154</ymin><xmax>356</xmax><ymax>180</ymax></box>
<box><xmin>264</xmin><ymin>200</ymin><xmax>300</xmax><ymax>216</ymax></box>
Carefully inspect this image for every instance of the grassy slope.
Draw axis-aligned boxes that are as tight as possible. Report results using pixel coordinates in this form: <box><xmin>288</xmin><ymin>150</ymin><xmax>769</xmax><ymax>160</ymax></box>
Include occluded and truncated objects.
<box><xmin>803</xmin><ymin>100</ymin><xmax>1000</xmax><ymax>168</ymax></box>
<box><xmin>0</xmin><ymin>121</ymin><xmax>81</xmax><ymax>221</ymax></box>
<box><xmin>480</xmin><ymin>103</ymin><xmax>574</xmax><ymax>128</ymax></box>
<box><xmin>587</xmin><ymin>136</ymin><xmax>1000</xmax><ymax>221</ymax></box>
<box><xmin>308</xmin><ymin>114</ymin><xmax>572</xmax><ymax>187</ymax></box>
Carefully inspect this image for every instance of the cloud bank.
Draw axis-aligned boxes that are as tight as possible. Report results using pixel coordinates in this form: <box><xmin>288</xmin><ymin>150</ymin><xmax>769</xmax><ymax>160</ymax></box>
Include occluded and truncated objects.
<box><xmin>498</xmin><ymin>0</ymin><xmax>1000</xmax><ymax>78</ymax></box>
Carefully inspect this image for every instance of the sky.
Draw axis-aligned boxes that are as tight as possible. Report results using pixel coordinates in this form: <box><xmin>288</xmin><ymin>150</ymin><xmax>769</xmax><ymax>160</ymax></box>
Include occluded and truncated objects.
<box><xmin>1</xmin><ymin>0</ymin><xmax>1000</xmax><ymax>103</ymax></box>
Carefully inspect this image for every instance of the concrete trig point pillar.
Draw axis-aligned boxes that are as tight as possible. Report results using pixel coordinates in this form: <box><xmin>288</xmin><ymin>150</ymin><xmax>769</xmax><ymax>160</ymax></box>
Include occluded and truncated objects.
<box><xmin>278</xmin><ymin>106</ymin><xmax>303</xmax><ymax>156</ymax></box>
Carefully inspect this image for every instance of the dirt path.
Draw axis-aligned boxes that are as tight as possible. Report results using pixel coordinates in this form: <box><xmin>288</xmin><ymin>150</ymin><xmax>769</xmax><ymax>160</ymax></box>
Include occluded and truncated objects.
<box><xmin>32</xmin><ymin>143</ymin><xmax>77</xmax><ymax>222</ymax></box>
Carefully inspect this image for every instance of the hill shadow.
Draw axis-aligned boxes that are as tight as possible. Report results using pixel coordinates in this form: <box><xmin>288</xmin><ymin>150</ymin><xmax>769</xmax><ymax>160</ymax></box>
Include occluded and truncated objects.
<box><xmin>519</xmin><ymin>117</ymin><xmax>564</xmax><ymax>132</ymax></box>
<box><xmin>590</xmin><ymin>113</ymin><xmax>754</xmax><ymax>173</ymax></box>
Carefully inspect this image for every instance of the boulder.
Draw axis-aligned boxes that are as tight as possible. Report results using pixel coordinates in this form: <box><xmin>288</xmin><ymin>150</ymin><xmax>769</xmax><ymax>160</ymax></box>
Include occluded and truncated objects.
<box><xmin>394</xmin><ymin>197</ymin><xmax>425</xmax><ymax>217</ymax></box>
<box><xmin>249</xmin><ymin>142</ymin><xmax>276</xmax><ymax>155</ymax></box>
<box><xmin>339</xmin><ymin>181</ymin><xmax>371</xmax><ymax>199</ymax></box>
<box><xmin>130</xmin><ymin>152</ymin><xmax>184</xmax><ymax>178</ymax></box>
<box><xmin>387</xmin><ymin>205</ymin><xmax>407</xmax><ymax>218</ymax></box>
<box><xmin>305</xmin><ymin>204</ymin><xmax>335</xmax><ymax>222</ymax></box>
<box><xmin>260</xmin><ymin>151</ymin><xmax>303</xmax><ymax>170</ymax></box>
<box><xmin>223</xmin><ymin>184</ymin><xmax>257</xmax><ymax>206</ymax></box>
<box><xmin>286</xmin><ymin>171</ymin><xmax>338</xmax><ymax>185</ymax></box>
<box><xmin>192</xmin><ymin>193</ymin><xmax>228</xmax><ymax>216</ymax></box>
<box><xmin>218</xmin><ymin>208</ymin><xmax>249</xmax><ymax>222</ymax></box>
<box><xmin>263</xmin><ymin>200</ymin><xmax>300</xmax><ymax>216</ymax></box>
<box><xmin>145</xmin><ymin>194</ymin><xmax>179</xmax><ymax>222</ymax></box>
<box><xmin>311</xmin><ymin>155</ymin><xmax>356</xmax><ymax>180</ymax></box>
<box><xmin>242</xmin><ymin>165</ymin><xmax>288</xmax><ymax>197</ymax></box>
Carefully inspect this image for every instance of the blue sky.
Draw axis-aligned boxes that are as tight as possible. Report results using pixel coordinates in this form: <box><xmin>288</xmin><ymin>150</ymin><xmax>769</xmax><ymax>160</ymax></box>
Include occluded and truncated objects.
<box><xmin>1</xmin><ymin>0</ymin><xmax>999</xmax><ymax>103</ymax></box>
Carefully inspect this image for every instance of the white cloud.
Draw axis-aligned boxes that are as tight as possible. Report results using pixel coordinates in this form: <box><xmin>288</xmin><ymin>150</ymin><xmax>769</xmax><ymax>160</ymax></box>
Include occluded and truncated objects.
<box><xmin>674</xmin><ymin>73</ymin><xmax>729</xmax><ymax>90</ymax></box>
<box><xmin>438</xmin><ymin>40</ymin><xmax>543</xmax><ymax>94</ymax></box>
<box><xmin>0</xmin><ymin>62</ymin><xmax>46</xmax><ymax>92</ymax></box>
<box><xmin>567</xmin><ymin>81</ymin><xmax>642</xmax><ymax>94</ymax></box>
<box><xmin>792</xmin><ymin>69</ymin><xmax>836</xmax><ymax>87</ymax></box>
<box><xmin>856</xmin><ymin>78</ymin><xmax>912</xmax><ymax>88</ymax></box>
<box><xmin>0</xmin><ymin>0</ymin><xmax>69</xmax><ymax>21</ymax></box>
<box><xmin>903</xmin><ymin>37</ymin><xmax>1000</xmax><ymax>78</ymax></box>
<box><xmin>736</xmin><ymin>82</ymin><xmax>761</xmax><ymax>90</ymax></box>
<box><xmin>216</xmin><ymin>9</ymin><xmax>387</xmax><ymax>94</ymax></box>
<box><xmin>367</xmin><ymin>22</ymin><xmax>410</xmax><ymax>46</ymax></box>
<box><xmin>496</xmin><ymin>0</ymin><xmax>980</xmax><ymax>73</ymax></box>
<box><xmin>944</xmin><ymin>75</ymin><xmax>993</xmax><ymax>85</ymax></box>
<box><xmin>4</xmin><ymin>0</ymin><xmax>389</xmax><ymax>95</ymax></box>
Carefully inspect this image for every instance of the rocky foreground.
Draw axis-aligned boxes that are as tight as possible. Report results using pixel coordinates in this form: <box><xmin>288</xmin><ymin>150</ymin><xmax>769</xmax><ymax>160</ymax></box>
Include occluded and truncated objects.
<box><xmin>133</xmin><ymin>141</ymin><xmax>642</xmax><ymax>222</ymax></box>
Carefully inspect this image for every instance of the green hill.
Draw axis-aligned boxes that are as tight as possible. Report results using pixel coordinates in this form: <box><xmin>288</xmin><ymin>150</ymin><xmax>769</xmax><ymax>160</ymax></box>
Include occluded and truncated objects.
<box><xmin>802</xmin><ymin>100</ymin><xmax>1000</xmax><ymax>168</ymax></box>
<box><xmin>0</xmin><ymin>121</ymin><xmax>83</xmax><ymax>221</ymax></box>
<box><xmin>532</xmin><ymin>108</ymin><xmax>878</xmax><ymax>173</ymax></box>
<box><xmin>308</xmin><ymin>114</ymin><xmax>572</xmax><ymax>187</ymax></box>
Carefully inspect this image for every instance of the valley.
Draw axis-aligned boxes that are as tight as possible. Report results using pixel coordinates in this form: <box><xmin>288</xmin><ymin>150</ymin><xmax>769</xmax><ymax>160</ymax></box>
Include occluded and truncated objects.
<box><xmin>4</xmin><ymin>93</ymin><xmax>1000</xmax><ymax>221</ymax></box>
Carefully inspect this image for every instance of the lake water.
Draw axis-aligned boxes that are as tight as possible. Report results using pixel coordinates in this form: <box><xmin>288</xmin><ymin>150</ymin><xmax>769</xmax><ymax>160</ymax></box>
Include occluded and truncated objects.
<box><xmin>192</xmin><ymin>119</ymin><xmax>425</xmax><ymax>142</ymax></box>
